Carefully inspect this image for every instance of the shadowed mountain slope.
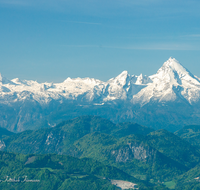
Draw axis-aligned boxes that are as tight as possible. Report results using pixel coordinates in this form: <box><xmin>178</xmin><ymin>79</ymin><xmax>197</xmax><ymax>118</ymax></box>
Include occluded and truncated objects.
<box><xmin>175</xmin><ymin>125</ymin><xmax>200</xmax><ymax>147</ymax></box>
<box><xmin>146</xmin><ymin>129</ymin><xmax>200</xmax><ymax>168</ymax></box>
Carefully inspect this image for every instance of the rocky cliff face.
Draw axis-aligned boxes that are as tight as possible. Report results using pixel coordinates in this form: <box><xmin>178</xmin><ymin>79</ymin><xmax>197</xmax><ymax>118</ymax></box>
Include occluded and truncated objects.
<box><xmin>111</xmin><ymin>141</ymin><xmax>157</xmax><ymax>163</ymax></box>
<box><xmin>0</xmin><ymin>140</ymin><xmax>6</xmax><ymax>150</ymax></box>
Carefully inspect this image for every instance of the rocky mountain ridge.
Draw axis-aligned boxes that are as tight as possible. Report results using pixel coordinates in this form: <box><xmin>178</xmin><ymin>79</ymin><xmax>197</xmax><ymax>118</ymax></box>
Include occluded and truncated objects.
<box><xmin>1</xmin><ymin>57</ymin><xmax>200</xmax><ymax>105</ymax></box>
<box><xmin>1</xmin><ymin>57</ymin><xmax>200</xmax><ymax>132</ymax></box>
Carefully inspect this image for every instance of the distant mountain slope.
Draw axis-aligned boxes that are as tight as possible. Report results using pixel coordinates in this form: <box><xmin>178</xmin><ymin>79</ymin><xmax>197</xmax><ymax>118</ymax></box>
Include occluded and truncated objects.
<box><xmin>1</xmin><ymin>58</ymin><xmax>200</xmax><ymax>132</ymax></box>
<box><xmin>112</xmin><ymin>122</ymin><xmax>154</xmax><ymax>138</ymax></box>
<box><xmin>146</xmin><ymin>129</ymin><xmax>200</xmax><ymax>168</ymax></box>
<box><xmin>0</xmin><ymin>116</ymin><xmax>153</xmax><ymax>155</ymax></box>
<box><xmin>175</xmin><ymin>125</ymin><xmax>200</xmax><ymax>146</ymax></box>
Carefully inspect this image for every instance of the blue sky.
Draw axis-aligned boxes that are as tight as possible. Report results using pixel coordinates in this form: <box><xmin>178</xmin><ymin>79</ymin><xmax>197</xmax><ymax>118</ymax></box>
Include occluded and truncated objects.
<box><xmin>0</xmin><ymin>0</ymin><xmax>200</xmax><ymax>82</ymax></box>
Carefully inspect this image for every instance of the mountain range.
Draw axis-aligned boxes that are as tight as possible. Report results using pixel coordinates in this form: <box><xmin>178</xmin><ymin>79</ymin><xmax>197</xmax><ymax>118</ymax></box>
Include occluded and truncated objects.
<box><xmin>2</xmin><ymin>116</ymin><xmax>200</xmax><ymax>189</ymax></box>
<box><xmin>1</xmin><ymin>57</ymin><xmax>200</xmax><ymax>132</ymax></box>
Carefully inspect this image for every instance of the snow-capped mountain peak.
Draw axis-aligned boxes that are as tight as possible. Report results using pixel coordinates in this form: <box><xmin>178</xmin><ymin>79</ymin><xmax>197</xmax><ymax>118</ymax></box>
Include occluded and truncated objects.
<box><xmin>157</xmin><ymin>57</ymin><xmax>191</xmax><ymax>77</ymax></box>
<box><xmin>150</xmin><ymin>57</ymin><xmax>199</xmax><ymax>86</ymax></box>
<box><xmin>117</xmin><ymin>70</ymin><xmax>129</xmax><ymax>78</ymax></box>
<box><xmin>135</xmin><ymin>74</ymin><xmax>152</xmax><ymax>85</ymax></box>
<box><xmin>108</xmin><ymin>70</ymin><xmax>130</xmax><ymax>86</ymax></box>
<box><xmin>137</xmin><ymin>57</ymin><xmax>200</xmax><ymax>105</ymax></box>
<box><xmin>11</xmin><ymin>78</ymin><xmax>27</xmax><ymax>85</ymax></box>
<box><xmin>108</xmin><ymin>71</ymin><xmax>151</xmax><ymax>86</ymax></box>
<box><xmin>0</xmin><ymin>73</ymin><xmax>15</xmax><ymax>85</ymax></box>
